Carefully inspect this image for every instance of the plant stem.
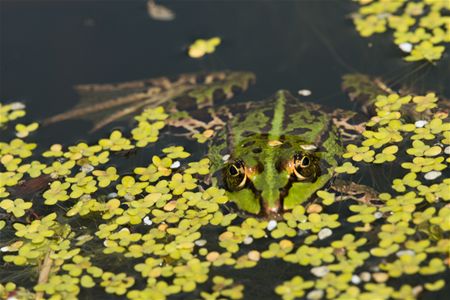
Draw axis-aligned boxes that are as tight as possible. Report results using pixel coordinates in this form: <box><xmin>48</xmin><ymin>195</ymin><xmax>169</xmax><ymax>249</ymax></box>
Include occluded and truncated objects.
<box><xmin>35</xmin><ymin>250</ymin><xmax>54</xmax><ymax>300</ymax></box>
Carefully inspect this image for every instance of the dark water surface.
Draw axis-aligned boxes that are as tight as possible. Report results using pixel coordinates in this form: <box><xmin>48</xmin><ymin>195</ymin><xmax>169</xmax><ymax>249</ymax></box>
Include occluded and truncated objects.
<box><xmin>2</xmin><ymin>0</ymin><xmax>449</xmax><ymax>142</ymax></box>
<box><xmin>1</xmin><ymin>1</ymin><xmax>449</xmax><ymax>299</ymax></box>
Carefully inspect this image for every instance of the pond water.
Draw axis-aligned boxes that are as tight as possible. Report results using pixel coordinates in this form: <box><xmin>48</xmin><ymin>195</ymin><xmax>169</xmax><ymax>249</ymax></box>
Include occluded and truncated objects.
<box><xmin>1</xmin><ymin>1</ymin><xmax>449</xmax><ymax>300</ymax></box>
<box><xmin>2</xmin><ymin>0</ymin><xmax>449</xmax><ymax>137</ymax></box>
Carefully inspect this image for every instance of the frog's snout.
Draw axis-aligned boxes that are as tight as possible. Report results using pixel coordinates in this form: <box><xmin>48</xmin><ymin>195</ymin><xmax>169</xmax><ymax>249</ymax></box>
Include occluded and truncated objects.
<box><xmin>262</xmin><ymin>199</ymin><xmax>283</xmax><ymax>220</ymax></box>
<box><xmin>262</xmin><ymin>198</ymin><xmax>281</xmax><ymax>215</ymax></box>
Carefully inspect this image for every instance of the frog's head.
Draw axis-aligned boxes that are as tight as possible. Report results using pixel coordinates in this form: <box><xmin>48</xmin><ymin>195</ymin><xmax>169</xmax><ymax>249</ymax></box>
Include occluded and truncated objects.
<box><xmin>221</xmin><ymin>136</ymin><xmax>327</xmax><ymax>217</ymax></box>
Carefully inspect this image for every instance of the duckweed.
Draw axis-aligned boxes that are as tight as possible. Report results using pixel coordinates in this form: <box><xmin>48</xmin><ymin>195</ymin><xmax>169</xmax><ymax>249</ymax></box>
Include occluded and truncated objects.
<box><xmin>0</xmin><ymin>198</ymin><xmax>32</xmax><ymax>217</ymax></box>
<box><xmin>334</xmin><ymin>161</ymin><xmax>359</xmax><ymax>174</ymax></box>
<box><xmin>0</xmin><ymin>102</ymin><xmax>26</xmax><ymax>126</ymax></box>
<box><xmin>353</xmin><ymin>0</ymin><xmax>450</xmax><ymax>62</ymax></box>
<box><xmin>101</xmin><ymin>272</ymin><xmax>135</xmax><ymax>295</ymax></box>
<box><xmin>1</xmin><ymin>83</ymin><xmax>449</xmax><ymax>300</ymax></box>
<box><xmin>15</xmin><ymin>122</ymin><xmax>39</xmax><ymax>138</ymax></box>
<box><xmin>201</xmin><ymin>276</ymin><xmax>244</xmax><ymax>299</ymax></box>
<box><xmin>275</xmin><ymin>276</ymin><xmax>314</xmax><ymax>300</ymax></box>
<box><xmin>188</xmin><ymin>37</ymin><xmax>221</xmax><ymax>58</ymax></box>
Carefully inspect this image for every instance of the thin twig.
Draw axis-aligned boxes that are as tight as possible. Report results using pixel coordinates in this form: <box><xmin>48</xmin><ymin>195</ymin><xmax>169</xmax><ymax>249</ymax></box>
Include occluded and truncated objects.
<box><xmin>35</xmin><ymin>250</ymin><xmax>54</xmax><ymax>300</ymax></box>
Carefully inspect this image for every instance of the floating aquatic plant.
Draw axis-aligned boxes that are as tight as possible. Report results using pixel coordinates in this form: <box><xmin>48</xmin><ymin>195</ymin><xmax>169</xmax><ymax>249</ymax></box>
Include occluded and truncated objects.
<box><xmin>353</xmin><ymin>0</ymin><xmax>450</xmax><ymax>62</ymax></box>
<box><xmin>0</xmin><ymin>102</ymin><xmax>26</xmax><ymax>127</ymax></box>
<box><xmin>200</xmin><ymin>276</ymin><xmax>244</xmax><ymax>300</ymax></box>
<box><xmin>0</xmin><ymin>198</ymin><xmax>32</xmax><ymax>218</ymax></box>
<box><xmin>275</xmin><ymin>275</ymin><xmax>314</xmax><ymax>300</ymax></box>
<box><xmin>188</xmin><ymin>37</ymin><xmax>221</xmax><ymax>59</ymax></box>
<box><xmin>1</xmin><ymin>75</ymin><xmax>449</xmax><ymax>300</ymax></box>
<box><xmin>334</xmin><ymin>161</ymin><xmax>359</xmax><ymax>174</ymax></box>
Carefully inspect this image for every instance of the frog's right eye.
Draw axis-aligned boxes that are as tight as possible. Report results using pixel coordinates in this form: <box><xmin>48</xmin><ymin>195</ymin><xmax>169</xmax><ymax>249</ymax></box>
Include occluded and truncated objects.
<box><xmin>224</xmin><ymin>161</ymin><xmax>247</xmax><ymax>190</ymax></box>
<box><xmin>292</xmin><ymin>153</ymin><xmax>319</xmax><ymax>181</ymax></box>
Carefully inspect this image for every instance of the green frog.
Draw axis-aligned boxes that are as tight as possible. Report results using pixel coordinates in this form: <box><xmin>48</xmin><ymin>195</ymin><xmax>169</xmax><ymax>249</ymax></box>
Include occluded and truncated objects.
<box><xmin>208</xmin><ymin>90</ymin><xmax>343</xmax><ymax>216</ymax></box>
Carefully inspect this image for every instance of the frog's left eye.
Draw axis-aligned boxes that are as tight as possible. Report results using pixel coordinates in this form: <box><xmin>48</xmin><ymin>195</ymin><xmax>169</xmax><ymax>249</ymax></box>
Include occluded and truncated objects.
<box><xmin>224</xmin><ymin>160</ymin><xmax>247</xmax><ymax>191</ymax></box>
<box><xmin>293</xmin><ymin>154</ymin><xmax>317</xmax><ymax>180</ymax></box>
<box><xmin>229</xmin><ymin>165</ymin><xmax>240</xmax><ymax>177</ymax></box>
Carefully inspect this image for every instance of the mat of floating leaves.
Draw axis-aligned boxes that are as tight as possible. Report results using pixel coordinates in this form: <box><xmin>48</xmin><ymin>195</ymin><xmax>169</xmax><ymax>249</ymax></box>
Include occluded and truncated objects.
<box><xmin>0</xmin><ymin>96</ymin><xmax>449</xmax><ymax>300</ymax></box>
<box><xmin>352</xmin><ymin>0</ymin><xmax>450</xmax><ymax>62</ymax></box>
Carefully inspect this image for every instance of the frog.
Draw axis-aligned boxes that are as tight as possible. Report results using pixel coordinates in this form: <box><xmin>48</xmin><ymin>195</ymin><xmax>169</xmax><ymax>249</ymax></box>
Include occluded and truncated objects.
<box><xmin>207</xmin><ymin>90</ymin><xmax>344</xmax><ymax>217</ymax></box>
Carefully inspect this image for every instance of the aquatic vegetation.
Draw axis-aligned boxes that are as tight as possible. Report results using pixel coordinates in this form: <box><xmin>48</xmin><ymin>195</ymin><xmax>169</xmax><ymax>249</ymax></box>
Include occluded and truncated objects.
<box><xmin>343</xmin><ymin>144</ymin><xmax>375</xmax><ymax>162</ymax></box>
<box><xmin>0</xmin><ymin>198</ymin><xmax>32</xmax><ymax>218</ymax></box>
<box><xmin>188</xmin><ymin>37</ymin><xmax>221</xmax><ymax>58</ymax></box>
<box><xmin>0</xmin><ymin>102</ymin><xmax>26</xmax><ymax>127</ymax></box>
<box><xmin>275</xmin><ymin>276</ymin><xmax>314</xmax><ymax>300</ymax></box>
<box><xmin>101</xmin><ymin>272</ymin><xmax>135</xmax><ymax>295</ymax></box>
<box><xmin>352</xmin><ymin>0</ymin><xmax>450</xmax><ymax>62</ymax></box>
<box><xmin>200</xmin><ymin>276</ymin><xmax>244</xmax><ymax>299</ymax></box>
<box><xmin>1</xmin><ymin>76</ymin><xmax>449</xmax><ymax>299</ymax></box>
<box><xmin>334</xmin><ymin>161</ymin><xmax>359</xmax><ymax>174</ymax></box>
<box><xmin>15</xmin><ymin>122</ymin><xmax>39</xmax><ymax>138</ymax></box>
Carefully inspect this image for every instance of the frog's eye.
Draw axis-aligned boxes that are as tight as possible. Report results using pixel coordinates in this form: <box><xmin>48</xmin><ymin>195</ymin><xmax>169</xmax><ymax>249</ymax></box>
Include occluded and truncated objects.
<box><xmin>293</xmin><ymin>154</ymin><xmax>316</xmax><ymax>180</ymax></box>
<box><xmin>224</xmin><ymin>161</ymin><xmax>247</xmax><ymax>190</ymax></box>
<box><xmin>299</xmin><ymin>156</ymin><xmax>310</xmax><ymax>167</ymax></box>
<box><xmin>229</xmin><ymin>165</ymin><xmax>240</xmax><ymax>177</ymax></box>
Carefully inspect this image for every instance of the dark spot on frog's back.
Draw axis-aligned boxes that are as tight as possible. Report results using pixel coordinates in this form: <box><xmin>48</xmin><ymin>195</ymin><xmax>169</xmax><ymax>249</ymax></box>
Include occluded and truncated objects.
<box><xmin>241</xmin><ymin>131</ymin><xmax>256</xmax><ymax>137</ymax></box>
<box><xmin>260</xmin><ymin>123</ymin><xmax>273</xmax><ymax>133</ymax></box>
<box><xmin>262</xmin><ymin>109</ymin><xmax>274</xmax><ymax>119</ymax></box>
<box><xmin>281</xmin><ymin>142</ymin><xmax>292</xmax><ymax>149</ymax></box>
<box><xmin>310</xmin><ymin>110</ymin><xmax>323</xmax><ymax>118</ymax></box>
<box><xmin>320</xmin><ymin>158</ymin><xmax>332</xmax><ymax>171</ymax></box>
<box><xmin>252</xmin><ymin>147</ymin><xmax>262</xmax><ymax>153</ymax></box>
<box><xmin>334</xmin><ymin>153</ymin><xmax>342</xmax><ymax>164</ymax></box>
<box><xmin>287</xmin><ymin>127</ymin><xmax>311</xmax><ymax>135</ymax></box>
<box><xmin>242</xmin><ymin>140</ymin><xmax>256</xmax><ymax>148</ymax></box>
<box><xmin>214</xmin><ymin>137</ymin><xmax>225</xmax><ymax>146</ymax></box>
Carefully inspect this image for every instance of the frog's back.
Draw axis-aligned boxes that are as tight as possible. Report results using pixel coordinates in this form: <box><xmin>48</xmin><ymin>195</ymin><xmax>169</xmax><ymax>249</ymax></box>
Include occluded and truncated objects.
<box><xmin>212</xmin><ymin>90</ymin><xmax>336</xmax><ymax>154</ymax></box>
